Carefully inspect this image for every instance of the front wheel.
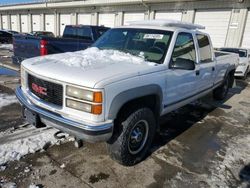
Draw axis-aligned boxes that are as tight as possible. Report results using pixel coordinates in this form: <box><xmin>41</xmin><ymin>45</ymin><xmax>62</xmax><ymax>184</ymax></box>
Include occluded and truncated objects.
<box><xmin>107</xmin><ymin>108</ymin><xmax>156</xmax><ymax>166</ymax></box>
<box><xmin>213</xmin><ymin>75</ymin><xmax>230</xmax><ymax>100</ymax></box>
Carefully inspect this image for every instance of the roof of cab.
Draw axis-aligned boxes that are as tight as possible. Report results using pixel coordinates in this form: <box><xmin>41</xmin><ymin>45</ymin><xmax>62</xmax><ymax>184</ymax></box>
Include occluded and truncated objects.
<box><xmin>115</xmin><ymin>19</ymin><xmax>207</xmax><ymax>35</ymax></box>
<box><xmin>128</xmin><ymin>19</ymin><xmax>205</xmax><ymax>30</ymax></box>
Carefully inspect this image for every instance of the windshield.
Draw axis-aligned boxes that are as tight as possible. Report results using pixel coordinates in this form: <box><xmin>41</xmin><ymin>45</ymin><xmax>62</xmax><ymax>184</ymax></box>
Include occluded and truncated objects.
<box><xmin>93</xmin><ymin>28</ymin><xmax>173</xmax><ymax>64</ymax></box>
<box><xmin>219</xmin><ymin>48</ymin><xmax>247</xmax><ymax>57</ymax></box>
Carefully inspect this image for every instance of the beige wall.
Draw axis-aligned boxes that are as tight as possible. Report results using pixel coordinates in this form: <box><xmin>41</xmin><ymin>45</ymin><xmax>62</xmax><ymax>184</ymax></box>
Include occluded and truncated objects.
<box><xmin>0</xmin><ymin>0</ymin><xmax>249</xmax><ymax>47</ymax></box>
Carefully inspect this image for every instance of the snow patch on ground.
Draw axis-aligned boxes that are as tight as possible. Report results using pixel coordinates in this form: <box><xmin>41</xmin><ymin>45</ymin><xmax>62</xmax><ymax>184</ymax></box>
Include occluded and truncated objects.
<box><xmin>28</xmin><ymin>184</ymin><xmax>40</xmax><ymax>188</ymax></box>
<box><xmin>207</xmin><ymin>134</ymin><xmax>250</xmax><ymax>187</ymax></box>
<box><xmin>161</xmin><ymin>130</ymin><xmax>250</xmax><ymax>187</ymax></box>
<box><xmin>1</xmin><ymin>182</ymin><xmax>17</xmax><ymax>188</ymax></box>
<box><xmin>0</xmin><ymin>94</ymin><xmax>18</xmax><ymax>109</ymax></box>
<box><xmin>0</xmin><ymin>126</ymin><xmax>59</xmax><ymax>165</ymax></box>
<box><xmin>30</xmin><ymin>47</ymin><xmax>155</xmax><ymax>69</ymax></box>
<box><xmin>0</xmin><ymin>44</ymin><xmax>13</xmax><ymax>51</ymax></box>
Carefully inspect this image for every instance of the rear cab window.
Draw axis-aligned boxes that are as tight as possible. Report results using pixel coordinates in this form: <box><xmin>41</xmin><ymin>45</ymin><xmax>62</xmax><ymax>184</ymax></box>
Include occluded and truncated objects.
<box><xmin>63</xmin><ymin>26</ymin><xmax>93</xmax><ymax>40</ymax></box>
<box><xmin>97</xmin><ymin>28</ymin><xmax>109</xmax><ymax>37</ymax></box>
<box><xmin>197</xmin><ymin>34</ymin><xmax>213</xmax><ymax>63</ymax></box>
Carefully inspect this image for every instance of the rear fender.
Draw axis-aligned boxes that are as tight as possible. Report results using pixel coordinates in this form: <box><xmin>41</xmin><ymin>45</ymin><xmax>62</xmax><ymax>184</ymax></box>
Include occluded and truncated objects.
<box><xmin>224</xmin><ymin>64</ymin><xmax>235</xmax><ymax>88</ymax></box>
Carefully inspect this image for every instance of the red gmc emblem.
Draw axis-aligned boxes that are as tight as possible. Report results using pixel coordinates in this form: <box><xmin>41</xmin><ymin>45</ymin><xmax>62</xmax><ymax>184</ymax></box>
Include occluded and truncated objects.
<box><xmin>32</xmin><ymin>83</ymin><xmax>47</xmax><ymax>96</ymax></box>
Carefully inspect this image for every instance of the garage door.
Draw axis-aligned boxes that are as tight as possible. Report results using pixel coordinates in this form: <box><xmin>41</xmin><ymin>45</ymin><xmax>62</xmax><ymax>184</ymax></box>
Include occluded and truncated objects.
<box><xmin>155</xmin><ymin>12</ymin><xmax>182</xmax><ymax>21</ymax></box>
<box><xmin>45</xmin><ymin>14</ymin><xmax>55</xmax><ymax>34</ymax></box>
<box><xmin>10</xmin><ymin>15</ymin><xmax>18</xmax><ymax>31</ymax></box>
<box><xmin>2</xmin><ymin>15</ymin><xmax>8</xmax><ymax>29</ymax></box>
<box><xmin>195</xmin><ymin>10</ymin><xmax>231</xmax><ymax>48</ymax></box>
<box><xmin>21</xmin><ymin>15</ymin><xmax>29</xmax><ymax>33</ymax></box>
<box><xmin>32</xmin><ymin>14</ymin><xmax>41</xmax><ymax>31</ymax></box>
<box><xmin>60</xmin><ymin>14</ymin><xmax>71</xmax><ymax>36</ymax></box>
<box><xmin>98</xmin><ymin>13</ymin><xmax>115</xmax><ymax>27</ymax></box>
<box><xmin>78</xmin><ymin>14</ymin><xmax>91</xmax><ymax>25</ymax></box>
<box><xmin>123</xmin><ymin>13</ymin><xmax>145</xmax><ymax>25</ymax></box>
<box><xmin>242</xmin><ymin>11</ymin><xmax>250</xmax><ymax>48</ymax></box>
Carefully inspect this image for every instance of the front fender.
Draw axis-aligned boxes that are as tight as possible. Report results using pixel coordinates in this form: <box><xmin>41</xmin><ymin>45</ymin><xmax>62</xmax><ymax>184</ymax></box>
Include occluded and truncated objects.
<box><xmin>107</xmin><ymin>84</ymin><xmax>163</xmax><ymax>120</ymax></box>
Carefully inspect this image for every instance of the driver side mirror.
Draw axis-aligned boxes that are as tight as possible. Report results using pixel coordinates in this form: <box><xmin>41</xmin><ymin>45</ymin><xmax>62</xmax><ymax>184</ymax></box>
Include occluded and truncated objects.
<box><xmin>170</xmin><ymin>58</ymin><xmax>195</xmax><ymax>70</ymax></box>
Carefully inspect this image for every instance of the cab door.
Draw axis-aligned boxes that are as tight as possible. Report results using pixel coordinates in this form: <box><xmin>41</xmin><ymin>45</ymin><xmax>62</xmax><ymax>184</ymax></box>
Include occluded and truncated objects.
<box><xmin>163</xmin><ymin>32</ymin><xmax>200</xmax><ymax>111</ymax></box>
<box><xmin>195</xmin><ymin>34</ymin><xmax>215</xmax><ymax>91</ymax></box>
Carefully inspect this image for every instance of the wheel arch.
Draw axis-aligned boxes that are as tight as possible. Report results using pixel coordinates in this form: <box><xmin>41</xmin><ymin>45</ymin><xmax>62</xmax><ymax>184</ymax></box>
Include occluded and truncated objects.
<box><xmin>107</xmin><ymin>84</ymin><xmax>163</xmax><ymax>121</ymax></box>
<box><xmin>224</xmin><ymin>64</ymin><xmax>235</xmax><ymax>88</ymax></box>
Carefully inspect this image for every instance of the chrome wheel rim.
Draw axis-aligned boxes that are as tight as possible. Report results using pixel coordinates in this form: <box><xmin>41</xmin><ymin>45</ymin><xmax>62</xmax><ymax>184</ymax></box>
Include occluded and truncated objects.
<box><xmin>128</xmin><ymin>120</ymin><xmax>149</xmax><ymax>155</ymax></box>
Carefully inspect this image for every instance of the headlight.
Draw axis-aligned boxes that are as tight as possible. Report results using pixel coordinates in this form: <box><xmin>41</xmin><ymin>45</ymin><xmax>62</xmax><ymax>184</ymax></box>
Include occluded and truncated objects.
<box><xmin>66</xmin><ymin>86</ymin><xmax>102</xmax><ymax>102</ymax></box>
<box><xmin>66</xmin><ymin>85</ymin><xmax>103</xmax><ymax>114</ymax></box>
<box><xmin>66</xmin><ymin>99</ymin><xmax>92</xmax><ymax>112</ymax></box>
<box><xmin>66</xmin><ymin>99</ymin><xmax>102</xmax><ymax>114</ymax></box>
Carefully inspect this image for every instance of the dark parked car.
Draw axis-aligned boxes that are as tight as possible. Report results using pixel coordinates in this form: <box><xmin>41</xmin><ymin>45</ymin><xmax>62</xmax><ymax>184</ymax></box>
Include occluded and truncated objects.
<box><xmin>12</xmin><ymin>25</ymin><xmax>110</xmax><ymax>64</ymax></box>
<box><xmin>0</xmin><ymin>30</ymin><xmax>18</xmax><ymax>43</ymax></box>
<box><xmin>30</xmin><ymin>31</ymin><xmax>55</xmax><ymax>37</ymax></box>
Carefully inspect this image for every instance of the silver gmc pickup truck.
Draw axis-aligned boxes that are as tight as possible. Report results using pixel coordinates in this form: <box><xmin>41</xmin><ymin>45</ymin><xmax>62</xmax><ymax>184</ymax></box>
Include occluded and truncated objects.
<box><xmin>16</xmin><ymin>20</ymin><xmax>238</xmax><ymax>166</ymax></box>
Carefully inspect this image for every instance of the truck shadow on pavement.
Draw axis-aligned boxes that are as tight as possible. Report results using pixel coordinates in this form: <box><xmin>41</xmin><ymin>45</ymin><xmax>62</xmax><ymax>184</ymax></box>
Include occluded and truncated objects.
<box><xmin>149</xmin><ymin>78</ymin><xmax>248</xmax><ymax>156</ymax></box>
<box><xmin>150</xmin><ymin>102</ymin><xmax>216</xmax><ymax>153</ymax></box>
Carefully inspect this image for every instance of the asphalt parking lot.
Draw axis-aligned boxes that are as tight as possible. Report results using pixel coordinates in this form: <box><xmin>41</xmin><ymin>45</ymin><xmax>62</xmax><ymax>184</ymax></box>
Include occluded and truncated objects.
<box><xmin>0</xmin><ymin>48</ymin><xmax>250</xmax><ymax>188</ymax></box>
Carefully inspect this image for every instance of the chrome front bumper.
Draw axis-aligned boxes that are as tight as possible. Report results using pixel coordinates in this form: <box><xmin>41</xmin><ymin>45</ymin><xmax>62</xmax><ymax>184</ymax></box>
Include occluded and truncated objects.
<box><xmin>15</xmin><ymin>86</ymin><xmax>113</xmax><ymax>142</ymax></box>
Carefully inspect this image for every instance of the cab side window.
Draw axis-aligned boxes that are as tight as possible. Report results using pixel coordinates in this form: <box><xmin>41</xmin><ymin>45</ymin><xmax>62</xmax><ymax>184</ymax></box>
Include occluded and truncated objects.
<box><xmin>170</xmin><ymin>32</ymin><xmax>196</xmax><ymax>67</ymax></box>
<box><xmin>197</xmin><ymin>34</ymin><xmax>212</xmax><ymax>63</ymax></box>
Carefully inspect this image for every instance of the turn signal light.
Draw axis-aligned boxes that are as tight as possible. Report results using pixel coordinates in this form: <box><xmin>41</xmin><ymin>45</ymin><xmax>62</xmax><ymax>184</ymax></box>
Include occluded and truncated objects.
<box><xmin>93</xmin><ymin>92</ymin><xmax>102</xmax><ymax>103</ymax></box>
<box><xmin>91</xmin><ymin>104</ymin><xmax>102</xmax><ymax>115</ymax></box>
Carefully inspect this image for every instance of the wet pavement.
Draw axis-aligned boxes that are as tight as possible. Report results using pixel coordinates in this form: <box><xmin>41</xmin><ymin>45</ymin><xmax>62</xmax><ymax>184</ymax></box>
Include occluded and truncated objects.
<box><xmin>0</xmin><ymin>67</ymin><xmax>19</xmax><ymax>76</ymax></box>
<box><xmin>0</xmin><ymin>49</ymin><xmax>250</xmax><ymax>188</ymax></box>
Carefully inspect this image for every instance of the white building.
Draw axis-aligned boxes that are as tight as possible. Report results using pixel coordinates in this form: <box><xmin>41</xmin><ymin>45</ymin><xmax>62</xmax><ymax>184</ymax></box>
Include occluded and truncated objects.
<box><xmin>0</xmin><ymin>0</ymin><xmax>250</xmax><ymax>48</ymax></box>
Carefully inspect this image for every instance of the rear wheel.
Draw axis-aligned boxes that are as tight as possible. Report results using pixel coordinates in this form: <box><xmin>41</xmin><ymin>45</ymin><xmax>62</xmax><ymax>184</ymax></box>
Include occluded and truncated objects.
<box><xmin>107</xmin><ymin>107</ymin><xmax>156</xmax><ymax>166</ymax></box>
<box><xmin>213</xmin><ymin>75</ymin><xmax>230</xmax><ymax>100</ymax></box>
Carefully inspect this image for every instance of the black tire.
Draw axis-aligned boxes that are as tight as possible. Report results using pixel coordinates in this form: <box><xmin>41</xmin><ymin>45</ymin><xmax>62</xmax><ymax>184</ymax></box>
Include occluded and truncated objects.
<box><xmin>107</xmin><ymin>107</ymin><xmax>156</xmax><ymax>166</ymax></box>
<box><xmin>213</xmin><ymin>75</ymin><xmax>230</xmax><ymax>100</ymax></box>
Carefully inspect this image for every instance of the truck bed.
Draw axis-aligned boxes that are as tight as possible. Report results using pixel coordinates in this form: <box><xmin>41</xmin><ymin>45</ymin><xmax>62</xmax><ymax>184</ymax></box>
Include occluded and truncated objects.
<box><xmin>215</xmin><ymin>50</ymin><xmax>239</xmax><ymax>65</ymax></box>
<box><xmin>12</xmin><ymin>34</ymin><xmax>93</xmax><ymax>64</ymax></box>
<box><xmin>12</xmin><ymin>25</ymin><xmax>110</xmax><ymax>64</ymax></box>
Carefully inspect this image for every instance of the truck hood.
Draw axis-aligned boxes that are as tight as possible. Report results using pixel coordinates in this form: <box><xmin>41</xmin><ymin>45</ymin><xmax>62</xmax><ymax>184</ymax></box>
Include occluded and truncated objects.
<box><xmin>22</xmin><ymin>47</ymin><xmax>161</xmax><ymax>88</ymax></box>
